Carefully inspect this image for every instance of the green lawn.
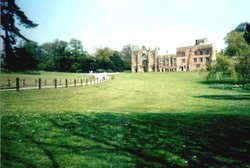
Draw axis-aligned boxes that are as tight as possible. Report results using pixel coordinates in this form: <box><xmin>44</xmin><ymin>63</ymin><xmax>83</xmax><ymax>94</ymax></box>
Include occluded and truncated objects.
<box><xmin>1</xmin><ymin>72</ymin><xmax>250</xmax><ymax>167</ymax></box>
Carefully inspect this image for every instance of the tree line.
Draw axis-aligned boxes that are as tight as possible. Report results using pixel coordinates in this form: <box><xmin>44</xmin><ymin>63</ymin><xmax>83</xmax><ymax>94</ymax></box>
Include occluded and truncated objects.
<box><xmin>3</xmin><ymin>38</ymin><xmax>134</xmax><ymax>73</ymax></box>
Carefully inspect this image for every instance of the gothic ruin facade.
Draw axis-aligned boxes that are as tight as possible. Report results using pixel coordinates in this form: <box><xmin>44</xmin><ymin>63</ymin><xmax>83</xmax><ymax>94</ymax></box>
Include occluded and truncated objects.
<box><xmin>131</xmin><ymin>38</ymin><xmax>216</xmax><ymax>72</ymax></box>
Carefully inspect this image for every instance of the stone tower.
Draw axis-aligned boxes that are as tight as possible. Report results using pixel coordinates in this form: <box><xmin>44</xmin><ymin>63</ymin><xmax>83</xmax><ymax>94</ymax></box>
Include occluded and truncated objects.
<box><xmin>131</xmin><ymin>46</ymin><xmax>160</xmax><ymax>72</ymax></box>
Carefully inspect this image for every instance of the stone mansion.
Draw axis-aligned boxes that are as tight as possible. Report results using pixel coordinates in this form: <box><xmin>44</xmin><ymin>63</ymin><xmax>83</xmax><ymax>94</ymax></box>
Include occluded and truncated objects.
<box><xmin>131</xmin><ymin>38</ymin><xmax>216</xmax><ymax>72</ymax></box>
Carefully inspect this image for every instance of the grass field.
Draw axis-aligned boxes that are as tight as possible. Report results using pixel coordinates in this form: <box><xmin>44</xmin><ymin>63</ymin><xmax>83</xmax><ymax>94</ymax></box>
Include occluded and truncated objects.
<box><xmin>1</xmin><ymin>71</ymin><xmax>250</xmax><ymax>167</ymax></box>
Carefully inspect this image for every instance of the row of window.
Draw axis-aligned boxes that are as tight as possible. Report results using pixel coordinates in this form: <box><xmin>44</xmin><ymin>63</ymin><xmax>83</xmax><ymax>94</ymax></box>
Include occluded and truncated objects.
<box><xmin>194</xmin><ymin>50</ymin><xmax>210</xmax><ymax>55</ymax></box>
<box><xmin>180</xmin><ymin>50</ymin><xmax>210</xmax><ymax>57</ymax></box>
<box><xmin>163</xmin><ymin>58</ymin><xmax>177</xmax><ymax>62</ymax></box>
<box><xmin>193</xmin><ymin>57</ymin><xmax>210</xmax><ymax>63</ymax></box>
<box><xmin>181</xmin><ymin>58</ymin><xmax>210</xmax><ymax>63</ymax></box>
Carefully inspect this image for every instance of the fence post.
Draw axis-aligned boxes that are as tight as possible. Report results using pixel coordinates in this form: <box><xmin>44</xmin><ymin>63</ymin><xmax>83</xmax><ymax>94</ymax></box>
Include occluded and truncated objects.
<box><xmin>16</xmin><ymin>78</ymin><xmax>20</xmax><ymax>92</ymax></box>
<box><xmin>86</xmin><ymin>79</ymin><xmax>88</xmax><ymax>86</ymax></box>
<box><xmin>35</xmin><ymin>79</ymin><xmax>37</xmax><ymax>87</ymax></box>
<box><xmin>54</xmin><ymin>79</ymin><xmax>57</xmax><ymax>88</ymax></box>
<box><xmin>23</xmin><ymin>79</ymin><xmax>26</xmax><ymax>87</ymax></box>
<box><xmin>66</xmin><ymin>79</ymin><xmax>68</xmax><ymax>88</ymax></box>
<box><xmin>60</xmin><ymin>80</ymin><xmax>62</xmax><ymax>86</ymax></box>
<box><xmin>8</xmin><ymin>79</ymin><xmax>11</xmax><ymax>89</ymax></box>
<box><xmin>81</xmin><ymin>79</ymin><xmax>83</xmax><ymax>86</ymax></box>
<box><xmin>74</xmin><ymin>79</ymin><xmax>76</xmax><ymax>87</ymax></box>
<box><xmin>38</xmin><ymin>78</ymin><xmax>41</xmax><ymax>89</ymax></box>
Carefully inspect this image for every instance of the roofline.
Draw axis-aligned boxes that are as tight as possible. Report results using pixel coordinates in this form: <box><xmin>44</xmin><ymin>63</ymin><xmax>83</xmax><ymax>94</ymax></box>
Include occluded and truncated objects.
<box><xmin>176</xmin><ymin>43</ymin><xmax>215</xmax><ymax>50</ymax></box>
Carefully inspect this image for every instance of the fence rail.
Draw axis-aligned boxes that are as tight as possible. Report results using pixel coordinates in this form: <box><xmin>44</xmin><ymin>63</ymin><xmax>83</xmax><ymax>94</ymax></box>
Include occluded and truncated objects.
<box><xmin>1</xmin><ymin>75</ymin><xmax>114</xmax><ymax>92</ymax></box>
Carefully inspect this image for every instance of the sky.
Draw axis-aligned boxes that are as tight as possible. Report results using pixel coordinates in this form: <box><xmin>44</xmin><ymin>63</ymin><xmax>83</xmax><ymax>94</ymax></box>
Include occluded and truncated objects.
<box><xmin>16</xmin><ymin>0</ymin><xmax>250</xmax><ymax>54</ymax></box>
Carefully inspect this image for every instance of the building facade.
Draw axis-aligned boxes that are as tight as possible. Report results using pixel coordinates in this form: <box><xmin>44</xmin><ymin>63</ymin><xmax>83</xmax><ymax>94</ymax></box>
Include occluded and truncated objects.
<box><xmin>131</xmin><ymin>38</ymin><xmax>216</xmax><ymax>72</ymax></box>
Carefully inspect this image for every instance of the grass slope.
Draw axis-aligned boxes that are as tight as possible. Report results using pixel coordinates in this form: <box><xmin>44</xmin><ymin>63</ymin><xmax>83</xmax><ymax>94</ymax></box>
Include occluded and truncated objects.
<box><xmin>1</xmin><ymin>72</ymin><xmax>250</xmax><ymax>167</ymax></box>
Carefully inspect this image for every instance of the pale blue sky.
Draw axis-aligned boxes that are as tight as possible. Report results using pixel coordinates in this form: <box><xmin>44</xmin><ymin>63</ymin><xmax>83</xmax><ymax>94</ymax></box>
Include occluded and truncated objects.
<box><xmin>17</xmin><ymin>0</ymin><xmax>250</xmax><ymax>54</ymax></box>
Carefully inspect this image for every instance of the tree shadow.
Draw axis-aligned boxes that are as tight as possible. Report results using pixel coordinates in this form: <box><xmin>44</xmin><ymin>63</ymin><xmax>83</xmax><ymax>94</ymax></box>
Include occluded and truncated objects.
<box><xmin>1</xmin><ymin>112</ymin><xmax>250</xmax><ymax>167</ymax></box>
<box><xmin>195</xmin><ymin>94</ymin><xmax>250</xmax><ymax>100</ymax></box>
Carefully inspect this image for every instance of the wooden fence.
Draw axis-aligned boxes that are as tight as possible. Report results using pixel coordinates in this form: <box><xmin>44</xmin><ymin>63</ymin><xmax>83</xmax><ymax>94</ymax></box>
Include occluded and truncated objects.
<box><xmin>1</xmin><ymin>76</ymin><xmax>114</xmax><ymax>92</ymax></box>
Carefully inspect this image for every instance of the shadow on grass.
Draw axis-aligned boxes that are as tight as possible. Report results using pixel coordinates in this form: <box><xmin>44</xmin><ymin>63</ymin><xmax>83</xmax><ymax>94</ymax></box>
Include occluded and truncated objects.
<box><xmin>1</xmin><ymin>112</ymin><xmax>250</xmax><ymax>167</ymax></box>
<box><xmin>195</xmin><ymin>94</ymin><xmax>250</xmax><ymax>100</ymax></box>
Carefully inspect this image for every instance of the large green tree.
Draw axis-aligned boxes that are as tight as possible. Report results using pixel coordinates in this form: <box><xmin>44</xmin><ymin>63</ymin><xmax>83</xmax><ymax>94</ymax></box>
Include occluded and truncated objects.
<box><xmin>13</xmin><ymin>41</ymin><xmax>39</xmax><ymax>70</ymax></box>
<box><xmin>206</xmin><ymin>22</ymin><xmax>250</xmax><ymax>83</ymax></box>
<box><xmin>1</xmin><ymin>0</ymin><xmax>38</xmax><ymax>69</ymax></box>
<box><xmin>205</xmin><ymin>54</ymin><xmax>237</xmax><ymax>82</ymax></box>
<box><xmin>95</xmin><ymin>47</ymin><xmax>114</xmax><ymax>70</ymax></box>
<box><xmin>95</xmin><ymin>47</ymin><xmax>114</xmax><ymax>61</ymax></box>
<box><xmin>110</xmin><ymin>51</ymin><xmax>125</xmax><ymax>72</ymax></box>
<box><xmin>224</xmin><ymin>31</ymin><xmax>249</xmax><ymax>57</ymax></box>
<box><xmin>39</xmin><ymin>40</ymin><xmax>69</xmax><ymax>71</ymax></box>
<box><xmin>68</xmin><ymin>38</ymin><xmax>88</xmax><ymax>72</ymax></box>
<box><xmin>225</xmin><ymin>23</ymin><xmax>250</xmax><ymax>82</ymax></box>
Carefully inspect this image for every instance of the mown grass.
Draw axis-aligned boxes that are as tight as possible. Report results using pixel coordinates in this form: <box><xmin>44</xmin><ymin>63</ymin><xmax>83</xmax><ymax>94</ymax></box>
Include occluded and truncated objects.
<box><xmin>1</xmin><ymin>72</ymin><xmax>250</xmax><ymax>167</ymax></box>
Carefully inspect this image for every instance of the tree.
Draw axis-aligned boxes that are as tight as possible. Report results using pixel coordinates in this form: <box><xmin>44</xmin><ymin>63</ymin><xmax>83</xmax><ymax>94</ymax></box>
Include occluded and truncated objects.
<box><xmin>69</xmin><ymin>38</ymin><xmax>84</xmax><ymax>56</ymax></box>
<box><xmin>95</xmin><ymin>47</ymin><xmax>114</xmax><ymax>70</ymax></box>
<box><xmin>206</xmin><ymin>54</ymin><xmax>237</xmax><ymax>82</ymax></box>
<box><xmin>226</xmin><ymin>23</ymin><xmax>250</xmax><ymax>82</ymax></box>
<box><xmin>235</xmin><ymin>22</ymin><xmax>250</xmax><ymax>44</ymax></box>
<box><xmin>52</xmin><ymin>39</ymin><xmax>68</xmax><ymax>71</ymax></box>
<box><xmin>14</xmin><ymin>41</ymin><xmax>39</xmax><ymax>70</ymax></box>
<box><xmin>110</xmin><ymin>51</ymin><xmax>125</xmax><ymax>72</ymax></box>
<box><xmin>224</xmin><ymin>31</ymin><xmax>249</xmax><ymax>57</ymax></box>
<box><xmin>121</xmin><ymin>44</ymin><xmax>139</xmax><ymax>70</ymax></box>
<box><xmin>68</xmin><ymin>38</ymin><xmax>88</xmax><ymax>72</ymax></box>
<box><xmin>1</xmin><ymin>0</ymin><xmax>38</xmax><ymax>69</ymax></box>
<box><xmin>95</xmin><ymin>47</ymin><xmax>114</xmax><ymax>61</ymax></box>
<box><xmin>206</xmin><ymin>22</ymin><xmax>250</xmax><ymax>83</ymax></box>
<box><xmin>38</xmin><ymin>40</ymin><xmax>69</xmax><ymax>71</ymax></box>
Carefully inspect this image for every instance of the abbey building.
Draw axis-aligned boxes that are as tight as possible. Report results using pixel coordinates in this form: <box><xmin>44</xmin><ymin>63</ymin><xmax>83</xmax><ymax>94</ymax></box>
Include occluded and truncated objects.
<box><xmin>131</xmin><ymin>38</ymin><xmax>216</xmax><ymax>72</ymax></box>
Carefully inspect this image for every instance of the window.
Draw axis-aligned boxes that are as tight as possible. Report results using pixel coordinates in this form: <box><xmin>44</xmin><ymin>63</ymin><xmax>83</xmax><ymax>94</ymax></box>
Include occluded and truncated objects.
<box><xmin>196</xmin><ymin>64</ymin><xmax>200</xmax><ymax>68</ymax></box>
<box><xmin>194</xmin><ymin>51</ymin><xmax>197</xmax><ymax>55</ymax></box>
<box><xmin>182</xmin><ymin>59</ymin><xmax>185</xmax><ymax>63</ymax></box>
<box><xmin>206</xmin><ymin>58</ymin><xmax>210</xmax><ymax>63</ymax></box>
<box><xmin>182</xmin><ymin>52</ymin><xmax>185</xmax><ymax>57</ymax></box>
<box><xmin>194</xmin><ymin>58</ymin><xmax>197</xmax><ymax>63</ymax></box>
<box><xmin>174</xmin><ymin>58</ymin><xmax>176</xmax><ymax>62</ymax></box>
<box><xmin>199</xmin><ymin>58</ymin><xmax>203</xmax><ymax>62</ymax></box>
<box><xmin>199</xmin><ymin>50</ymin><xmax>203</xmax><ymax>55</ymax></box>
<box><xmin>206</xmin><ymin>50</ymin><xmax>210</xmax><ymax>55</ymax></box>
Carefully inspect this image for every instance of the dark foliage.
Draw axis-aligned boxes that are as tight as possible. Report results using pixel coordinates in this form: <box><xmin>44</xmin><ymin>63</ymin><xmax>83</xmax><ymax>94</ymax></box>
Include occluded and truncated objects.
<box><xmin>1</xmin><ymin>0</ymin><xmax>38</xmax><ymax>69</ymax></box>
